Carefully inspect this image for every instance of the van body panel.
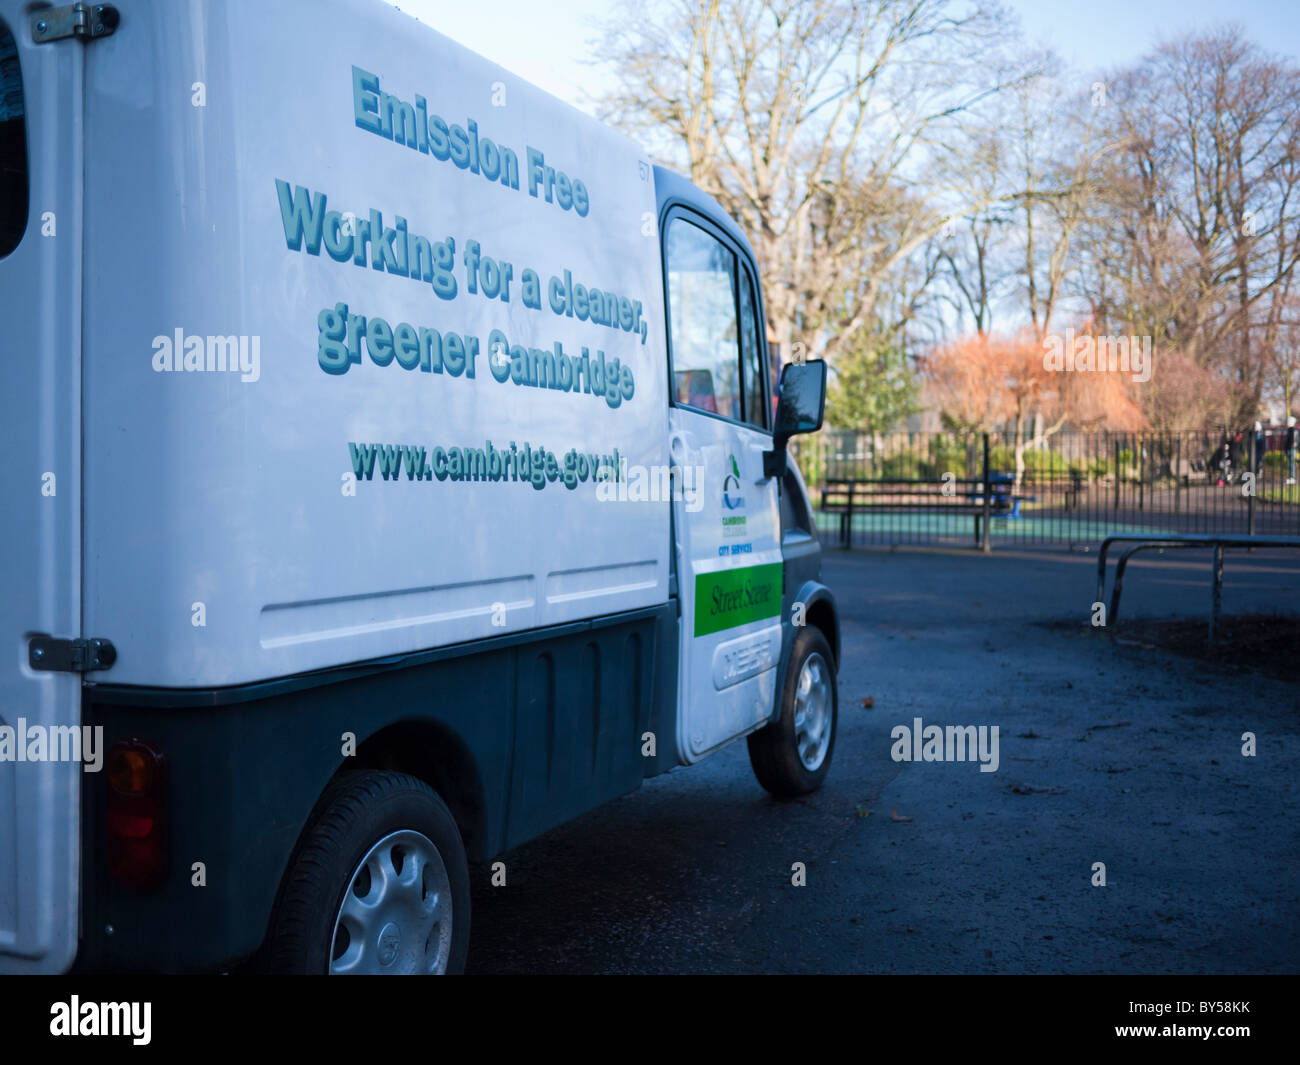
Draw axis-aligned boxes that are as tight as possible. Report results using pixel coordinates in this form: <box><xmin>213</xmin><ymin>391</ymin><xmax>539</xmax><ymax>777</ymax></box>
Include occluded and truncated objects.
<box><xmin>653</xmin><ymin>165</ymin><xmax>764</xmax><ymax>273</ymax></box>
<box><xmin>0</xmin><ymin>0</ymin><xmax>837</xmax><ymax>974</ymax></box>
<box><xmin>80</xmin><ymin>0</ymin><xmax>670</xmax><ymax>688</ymax></box>
<box><xmin>78</xmin><ymin>603</ymin><xmax>675</xmax><ymax>971</ymax></box>
<box><xmin>0</xmin><ymin>4</ymin><xmax>84</xmax><ymax>973</ymax></box>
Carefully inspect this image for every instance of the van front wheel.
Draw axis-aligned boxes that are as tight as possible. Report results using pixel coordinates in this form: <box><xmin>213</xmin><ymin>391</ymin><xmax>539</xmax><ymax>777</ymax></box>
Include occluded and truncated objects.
<box><xmin>747</xmin><ymin>627</ymin><xmax>837</xmax><ymax>798</ymax></box>
<box><xmin>265</xmin><ymin>771</ymin><xmax>470</xmax><ymax>974</ymax></box>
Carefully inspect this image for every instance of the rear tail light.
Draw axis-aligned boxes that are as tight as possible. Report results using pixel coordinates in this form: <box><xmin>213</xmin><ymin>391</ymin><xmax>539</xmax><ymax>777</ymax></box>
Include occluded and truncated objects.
<box><xmin>105</xmin><ymin>739</ymin><xmax>167</xmax><ymax>890</ymax></box>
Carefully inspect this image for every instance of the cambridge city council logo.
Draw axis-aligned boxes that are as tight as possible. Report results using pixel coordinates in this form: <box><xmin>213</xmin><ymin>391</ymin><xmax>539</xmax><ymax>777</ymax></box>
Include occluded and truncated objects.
<box><xmin>722</xmin><ymin>453</ymin><xmax>745</xmax><ymax>510</ymax></box>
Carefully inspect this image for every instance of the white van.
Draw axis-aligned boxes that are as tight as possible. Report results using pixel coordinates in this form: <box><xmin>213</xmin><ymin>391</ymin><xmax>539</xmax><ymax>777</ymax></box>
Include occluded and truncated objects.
<box><xmin>0</xmin><ymin>0</ymin><xmax>839</xmax><ymax>974</ymax></box>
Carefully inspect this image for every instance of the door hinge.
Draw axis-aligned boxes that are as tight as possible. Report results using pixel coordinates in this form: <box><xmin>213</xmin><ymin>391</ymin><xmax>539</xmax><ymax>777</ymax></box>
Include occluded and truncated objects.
<box><xmin>28</xmin><ymin>636</ymin><xmax>117</xmax><ymax>673</ymax></box>
<box><xmin>31</xmin><ymin>3</ymin><xmax>120</xmax><ymax>44</ymax></box>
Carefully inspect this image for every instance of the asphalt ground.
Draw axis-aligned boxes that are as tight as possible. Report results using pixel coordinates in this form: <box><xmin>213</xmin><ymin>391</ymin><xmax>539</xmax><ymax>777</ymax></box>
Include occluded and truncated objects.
<box><xmin>467</xmin><ymin>545</ymin><xmax>1300</xmax><ymax>973</ymax></box>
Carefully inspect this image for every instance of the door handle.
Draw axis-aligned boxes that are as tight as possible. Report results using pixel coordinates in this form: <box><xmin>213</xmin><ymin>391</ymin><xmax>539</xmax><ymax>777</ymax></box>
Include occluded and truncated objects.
<box><xmin>748</xmin><ymin>441</ymin><xmax>774</xmax><ymax>484</ymax></box>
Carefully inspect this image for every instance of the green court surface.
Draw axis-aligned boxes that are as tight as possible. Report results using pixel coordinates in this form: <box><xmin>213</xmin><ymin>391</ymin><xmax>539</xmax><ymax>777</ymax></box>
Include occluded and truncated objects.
<box><xmin>813</xmin><ymin>509</ymin><xmax>1179</xmax><ymax>542</ymax></box>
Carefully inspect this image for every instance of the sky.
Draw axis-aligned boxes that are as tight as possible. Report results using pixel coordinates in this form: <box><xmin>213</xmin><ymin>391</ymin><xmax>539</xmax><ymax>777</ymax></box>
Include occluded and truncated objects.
<box><xmin>387</xmin><ymin>0</ymin><xmax>611</xmax><ymax>109</ymax></box>
<box><xmin>388</xmin><ymin>0</ymin><xmax>1300</xmax><ymax>114</ymax></box>
<box><xmin>1009</xmin><ymin>0</ymin><xmax>1300</xmax><ymax>70</ymax></box>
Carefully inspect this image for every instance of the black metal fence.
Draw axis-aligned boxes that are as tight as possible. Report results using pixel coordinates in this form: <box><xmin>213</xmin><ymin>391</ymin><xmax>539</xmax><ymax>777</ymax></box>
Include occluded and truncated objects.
<box><xmin>794</xmin><ymin>429</ymin><xmax>1300</xmax><ymax>549</ymax></box>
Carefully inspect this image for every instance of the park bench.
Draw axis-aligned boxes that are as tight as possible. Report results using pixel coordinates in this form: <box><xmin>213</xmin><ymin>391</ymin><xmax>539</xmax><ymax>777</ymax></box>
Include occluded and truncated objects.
<box><xmin>821</xmin><ymin>473</ymin><xmax>1036</xmax><ymax>548</ymax></box>
<box><xmin>963</xmin><ymin>471</ymin><xmax>1037</xmax><ymax>517</ymax></box>
<box><xmin>1019</xmin><ymin>469</ymin><xmax>1085</xmax><ymax>509</ymax></box>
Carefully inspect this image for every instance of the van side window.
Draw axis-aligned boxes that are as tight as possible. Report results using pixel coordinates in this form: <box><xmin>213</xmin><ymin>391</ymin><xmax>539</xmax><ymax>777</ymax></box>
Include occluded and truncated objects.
<box><xmin>665</xmin><ymin>217</ymin><xmax>741</xmax><ymax>421</ymax></box>
<box><xmin>0</xmin><ymin>20</ymin><xmax>26</xmax><ymax>259</ymax></box>
<box><xmin>738</xmin><ymin>265</ymin><xmax>767</xmax><ymax>430</ymax></box>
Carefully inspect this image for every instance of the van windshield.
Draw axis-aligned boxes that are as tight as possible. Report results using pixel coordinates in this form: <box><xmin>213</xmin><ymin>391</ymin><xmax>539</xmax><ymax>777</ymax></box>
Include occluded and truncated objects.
<box><xmin>0</xmin><ymin>19</ymin><xmax>27</xmax><ymax>258</ymax></box>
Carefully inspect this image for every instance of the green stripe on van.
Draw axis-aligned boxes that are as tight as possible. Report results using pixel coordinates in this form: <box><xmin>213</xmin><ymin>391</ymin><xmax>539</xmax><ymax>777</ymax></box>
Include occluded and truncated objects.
<box><xmin>694</xmin><ymin>563</ymin><xmax>782</xmax><ymax>637</ymax></box>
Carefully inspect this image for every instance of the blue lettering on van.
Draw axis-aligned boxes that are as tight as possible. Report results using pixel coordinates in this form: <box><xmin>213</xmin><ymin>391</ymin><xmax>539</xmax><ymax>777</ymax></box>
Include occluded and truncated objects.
<box><xmin>276</xmin><ymin>180</ymin><xmax>457</xmax><ymax>300</ymax></box>
<box><xmin>351</xmin><ymin>66</ymin><xmax>590</xmax><ymax>217</ymax></box>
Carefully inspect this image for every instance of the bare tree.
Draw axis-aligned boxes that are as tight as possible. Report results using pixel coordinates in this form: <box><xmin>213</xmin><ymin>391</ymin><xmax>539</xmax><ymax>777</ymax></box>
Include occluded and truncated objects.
<box><xmin>1270</xmin><ymin>292</ymin><xmax>1300</xmax><ymax>417</ymax></box>
<box><xmin>1079</xmin><ymin>29</ymin><xmax>1300</xmax><ymax>429</ymax></box>
<box><xmin>592</xmin><ymin>0</ymin><xmax>1022</xmax><ymax>362</ymax></box>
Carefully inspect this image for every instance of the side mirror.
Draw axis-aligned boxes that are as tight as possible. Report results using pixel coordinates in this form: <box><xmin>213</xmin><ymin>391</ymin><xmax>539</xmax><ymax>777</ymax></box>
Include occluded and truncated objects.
<box><xmin>764</xmin><ymin>359</ymin><xmax>827</xmax><ymax>478</ymax></box>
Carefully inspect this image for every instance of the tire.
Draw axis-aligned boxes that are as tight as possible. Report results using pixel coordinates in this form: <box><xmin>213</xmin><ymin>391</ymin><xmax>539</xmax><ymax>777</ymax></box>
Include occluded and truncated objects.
<box><xmin>747</xmin><ymin>626</ymin><xmax>837</xmax><ymax>798</ymax></box>
<box><xmin>264</xmin><ymin>770</ymin><xmax>470</xmax><ymax>974</ymax></box>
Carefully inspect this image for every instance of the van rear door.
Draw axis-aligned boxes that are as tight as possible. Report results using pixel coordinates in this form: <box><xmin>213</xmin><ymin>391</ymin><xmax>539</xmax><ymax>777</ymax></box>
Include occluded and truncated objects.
<box><xmin>0</xmin><ymin>5</ymin><xmax>87</xmax><ymax>973</ymax></box>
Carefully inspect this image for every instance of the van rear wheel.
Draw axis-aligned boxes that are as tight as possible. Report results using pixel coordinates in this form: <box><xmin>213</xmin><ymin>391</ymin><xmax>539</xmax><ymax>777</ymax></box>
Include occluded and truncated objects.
<box><xmin>265</xmin><ymin>770</ymin><xmax>470</xmax><ymax>974</ymax></box>
<box><xmin>747</xmin><ymin>627</ymin><xmax>837</xmax><ymax>798</ymax></box>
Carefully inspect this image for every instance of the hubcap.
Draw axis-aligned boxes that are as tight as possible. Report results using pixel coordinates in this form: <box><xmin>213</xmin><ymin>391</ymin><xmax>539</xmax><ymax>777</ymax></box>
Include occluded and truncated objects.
<box><xmin>793</xmin><ymin>652</ymin><xmax>832</xmax><ymax>771</ymax></box>
<box><xmin>329</xmin><ymin>829</ymin><xmax>452</xmax><ymax>975</ymax></box>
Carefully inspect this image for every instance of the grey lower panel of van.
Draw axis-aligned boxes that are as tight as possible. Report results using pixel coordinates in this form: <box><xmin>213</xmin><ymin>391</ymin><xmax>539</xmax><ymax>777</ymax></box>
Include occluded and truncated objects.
<box><xmin>778</xmin><ymin>462</ymin><xmax>840</xmax><ymax>674</ymax></box>
<box><xmin>77</xmin><ymin>603</ymin><xmax>678</xmax><ymax>972</ymax></box>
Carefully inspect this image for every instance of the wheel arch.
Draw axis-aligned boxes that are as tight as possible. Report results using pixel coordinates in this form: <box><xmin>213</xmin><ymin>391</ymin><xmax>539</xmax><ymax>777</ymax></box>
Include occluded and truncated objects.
<box><xmin>792</xmin><ymin>580</ymin><xmax>840</xmax><ymax>668</ymax></box>
<box><xmin>257</xmin><ymin>716</ymin><xmax>489</xmax><ymax>968</ymax></box>
<box><xmin>340</xmin><ymin>718</ymin><xmax>490</xmax><ymax>862</ymax></box>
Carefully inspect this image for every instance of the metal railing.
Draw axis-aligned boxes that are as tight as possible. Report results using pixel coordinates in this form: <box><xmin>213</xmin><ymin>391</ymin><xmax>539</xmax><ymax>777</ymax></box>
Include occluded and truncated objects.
<box><xmin>1094</xmin><ymin>533</ymin><xmax>1300</xmax><ymax>643</ymax></box>
<box><xmin>804</xmin><ymin>429</ymin><xmax>1300</xmax><ymax>549</ymax></box>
